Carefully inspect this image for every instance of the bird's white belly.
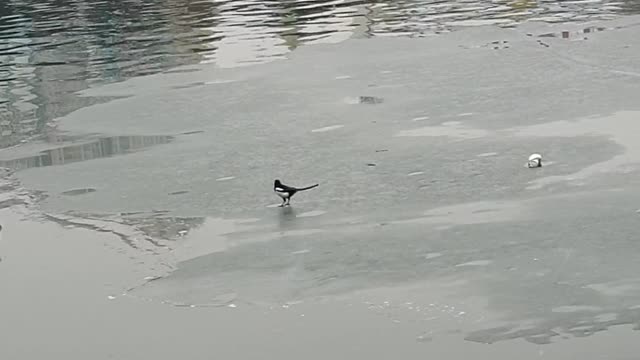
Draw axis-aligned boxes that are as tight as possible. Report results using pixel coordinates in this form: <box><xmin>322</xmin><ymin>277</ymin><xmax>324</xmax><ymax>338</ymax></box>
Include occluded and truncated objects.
<box><xmin>275</xmin><ymin>191</ymin><xmax>290</xmax><ymax>199</ymax></box>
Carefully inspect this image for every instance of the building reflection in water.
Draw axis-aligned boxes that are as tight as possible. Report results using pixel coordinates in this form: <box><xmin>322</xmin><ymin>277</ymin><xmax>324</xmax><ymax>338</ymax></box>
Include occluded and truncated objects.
<box><xmin>1</xmin><ymin>0</ymin><xmax>638</xmax><ymax>150</ymax></box>
<box><xmin>0</xmin><ymin>134</ymin><xmax>173</xmax><ymax>170</ymax></box>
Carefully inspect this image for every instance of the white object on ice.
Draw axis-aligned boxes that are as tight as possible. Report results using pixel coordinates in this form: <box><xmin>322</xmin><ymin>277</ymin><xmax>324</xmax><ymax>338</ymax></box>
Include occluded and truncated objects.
<box><xmin>528</xmin><ymin>153</ymin><xmax>542</xmax><ymax>168</ymax></box>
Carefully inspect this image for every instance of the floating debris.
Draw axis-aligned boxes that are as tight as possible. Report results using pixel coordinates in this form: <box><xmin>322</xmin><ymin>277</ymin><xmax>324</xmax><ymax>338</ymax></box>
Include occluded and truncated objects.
<box><xmin>181</xmin><ymin>130</ymin><xmax>205</xmax><ymax>135</ymax></box>
<box><xmin>528</xmin><ymin>153</ymin><xmax>542</xmax><ymax>168</ymax></box>
<box><xmin>456</xmin><ymin>260</ymin><xmax>492</xmax><ymax>267</ymax></box>
<box><xmin>537</xmin><ymin>26</ymin><xmax>606</xmax><ymax>41</ymax></box>
<box><xmin>311</xmin><ymin>125</ymin><xmax>344</xmax><ymax>133</ymax></box>
<box><xmin>424</xmin><ymin>252</ymin><xmax>443</xmax><ymax>260</ymax></box>
<box><xmin>537</xmin><ymin>39</ymin><xmax>550</xmax><ymax>48</ymax></box>
<box><xmin>216</xmin><ymin>176</ymin><xmax>235</xmax><ymax>182</ymax></box>
<box><xmin>291</xmin><ymin>249</ymin><xmax>311</xmax><ymax>255</ymax></box>
<box><xmin>359</xmin><ymin>96</ymin><xmax>384</xmax><ymax>104</ymax></box>
<box><xmin>62</xmin><ymin>188</ymin><xmax>97</xmax><ymax>196</ymax></box>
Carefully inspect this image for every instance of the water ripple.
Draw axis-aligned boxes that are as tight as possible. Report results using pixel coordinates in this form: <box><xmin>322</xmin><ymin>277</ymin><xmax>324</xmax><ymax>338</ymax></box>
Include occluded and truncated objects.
<box><xmin>0</xmin><ymin>0</ymin><xmax>637</xmax><ymax>148</ymax></box>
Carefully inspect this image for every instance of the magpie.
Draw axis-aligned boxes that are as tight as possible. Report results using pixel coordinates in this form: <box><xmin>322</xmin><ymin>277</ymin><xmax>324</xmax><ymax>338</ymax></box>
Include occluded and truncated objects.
<box><xmin>274</xmin><ymin>179</ymin><xmax>318</xmax><ymax>207</ymax></box>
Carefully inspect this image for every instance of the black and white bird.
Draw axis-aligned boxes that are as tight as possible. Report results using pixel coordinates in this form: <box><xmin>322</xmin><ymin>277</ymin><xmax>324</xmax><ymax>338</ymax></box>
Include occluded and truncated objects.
<box><xmin>274</xmin><ymin>179</ymin><xmax>318</xmax><ymax>207</ymax></box>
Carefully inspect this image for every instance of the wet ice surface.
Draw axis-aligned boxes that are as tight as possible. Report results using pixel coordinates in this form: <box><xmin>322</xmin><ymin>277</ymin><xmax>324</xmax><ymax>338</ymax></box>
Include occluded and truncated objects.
<box><xmin>6</xmin><ymin>15</ymin><xmax>640</xmax><ymax>346</ymax></box>
<box><xmin>127</xmin><ymin>188</ymin><xmax>640</xmax><ymax>345</ymax></box>
<box><xmin>4</xmin><ymin>0</ymin><xmax>636</xmax><ymax>154</ymax></box>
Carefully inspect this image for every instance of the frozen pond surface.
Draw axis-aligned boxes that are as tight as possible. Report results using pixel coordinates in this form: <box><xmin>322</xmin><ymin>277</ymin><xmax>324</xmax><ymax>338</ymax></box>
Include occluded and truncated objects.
<box><xmin>2</xmin><ymin>10</ymin><xmax>640</xmax><ymax>356</ymax></box>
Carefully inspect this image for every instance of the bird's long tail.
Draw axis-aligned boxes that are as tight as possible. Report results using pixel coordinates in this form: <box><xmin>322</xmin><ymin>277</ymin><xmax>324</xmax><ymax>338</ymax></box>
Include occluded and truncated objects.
<box><xmin>296</xmin><ymin>184</ymin><xmax>319</xmax><ymax>191</ymax></box>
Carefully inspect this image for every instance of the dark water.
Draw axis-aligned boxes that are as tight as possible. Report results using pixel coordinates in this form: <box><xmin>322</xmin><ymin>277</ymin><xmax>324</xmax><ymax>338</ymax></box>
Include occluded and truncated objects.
<box><xmin>1</xmin><ymin>0</ymin><xmax>639</xmax><ymax>149</ymax></box>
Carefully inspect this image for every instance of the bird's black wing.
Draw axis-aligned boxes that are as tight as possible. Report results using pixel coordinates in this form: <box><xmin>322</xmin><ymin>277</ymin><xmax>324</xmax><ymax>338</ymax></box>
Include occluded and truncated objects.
<box><xmin>275</xmin><ymin>183</ymin><xmax>297</xmax><ymax>192</ymax></box>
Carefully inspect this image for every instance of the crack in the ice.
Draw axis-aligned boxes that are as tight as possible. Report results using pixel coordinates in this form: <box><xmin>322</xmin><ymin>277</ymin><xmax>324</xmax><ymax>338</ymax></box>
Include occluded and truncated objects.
<box><xmin>42</xmin><ymin>213</ymin><xmax>141</xmax><ymax>250</ymax></box>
